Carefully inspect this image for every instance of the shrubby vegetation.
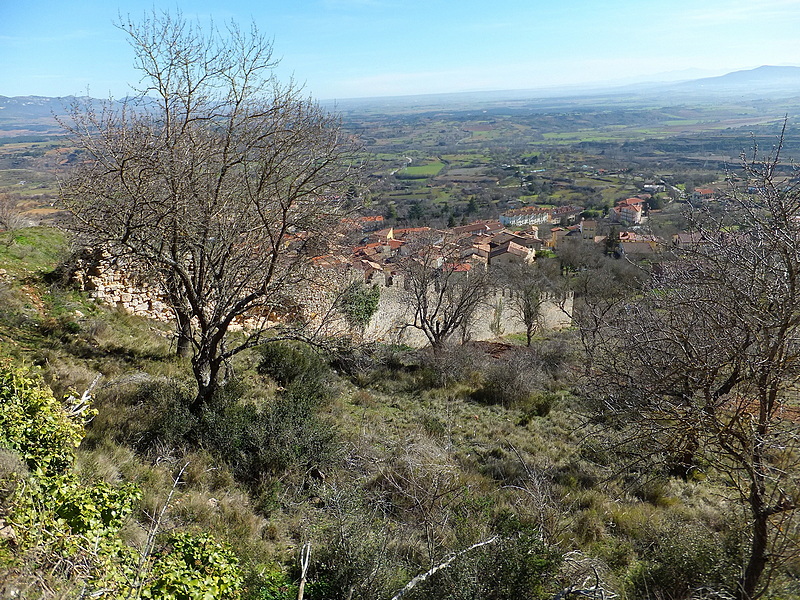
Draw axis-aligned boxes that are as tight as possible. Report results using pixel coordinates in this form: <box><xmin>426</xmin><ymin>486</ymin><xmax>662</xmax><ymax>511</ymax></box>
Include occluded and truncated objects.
<box><xmin>0</xmin><ymin>365</ymin><xmax>89</xmax><ymax>475</ymax></box>
<box><xmin>4</xmin><ymin>170</ymin><xmax>800</xmax><ymax>599</ymax></box>
<box><xmin>0</xmin><ymin>362</ymin><xmax>243</xmax><ymax>598</ymax></box>
<box><xmin>2</xmin><ymin>212</ymin><xmax>799</xmax><ymax>599</ymax></box>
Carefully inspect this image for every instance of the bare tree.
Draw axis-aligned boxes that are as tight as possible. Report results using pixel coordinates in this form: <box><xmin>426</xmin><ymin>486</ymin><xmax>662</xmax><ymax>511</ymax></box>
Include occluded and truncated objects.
<box><xmin>496</xmin><ymin>259</ymin><xmax>562</xmax><ymax>347</ymax></box>
<box><xmin>401</xmin><ymin>233</ymin><xmax>490</xmax><ymax>349</ymax></box>
<box><xmin>0</xmin><ymin>193</ymin><xmax>21</xmax><ymax>231</ymax></box>
<box><xmin>59</xmin><ymin>11</ymin><xmax>361</xmax><ymax>413</ymax></box>
<box><xmin>585</xmin><ymin>141</ymin><xmax>800</xmax><ymax>599</ymax></box>
<box><xmin>568</xmin><ymin>247</ymin><xmax>645</xmax><ymax>375</ymax></box>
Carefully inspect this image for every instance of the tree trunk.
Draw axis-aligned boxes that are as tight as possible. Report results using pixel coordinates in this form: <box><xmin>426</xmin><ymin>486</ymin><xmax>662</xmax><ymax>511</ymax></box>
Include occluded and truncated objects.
<box><xmin>190</xmin><ymin>348</ymin><xmax>222</xmax><ymax>415</ymax></box>
<box><xmin>737</xmin><ymin>510</ymin><xmax>768</xmax><ymax>600</ymax></box>
<box><xmin>175</xmin><ymin>310</ymin><xmax>193</xmax><ymax>358</ymax></box>
<box><xmin>738</xmin><ymin>440</ymin><xmax>770</xmax><ymax>600</ymax></box>
<box><xmin>191</xmin><ymin>381</ymin><xmax>216</xmax><ymax>415</ymax></box>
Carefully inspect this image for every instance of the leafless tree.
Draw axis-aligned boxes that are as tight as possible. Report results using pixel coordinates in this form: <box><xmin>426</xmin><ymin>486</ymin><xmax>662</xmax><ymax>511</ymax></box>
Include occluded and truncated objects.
<box><xmin>0</xmin><ymin>193</ymin><xmax>21</xmax><ymax>231</ymax></box>
<box><xmin>59</xmin><ymin>11</ymin><xmax>362</xmax><ymax>413</ymax></box>
<box><xmin>400</xmin><ymin>232</ymin><xmax>490</xmax><ymax>349</ymax></box>
<box><xmin>584</xmin><ymin>140</ymin><xmax>800</xmax><ymax>599</ymax></box>
<box><xmin>569</xmin><ymin>251</ymin><xmax>645</xmax><ymax>375</ymax></box>
<box><xmin>495</xmin><ymin>259</ymin><xmax>563</xmax><ymax>347</ymax></box>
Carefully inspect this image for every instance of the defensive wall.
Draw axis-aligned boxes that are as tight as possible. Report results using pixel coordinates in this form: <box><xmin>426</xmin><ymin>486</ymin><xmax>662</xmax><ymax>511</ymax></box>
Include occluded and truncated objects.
<box><xmin>360</xmin><ymin>283</ymin><xmax>572</xmax><ymax>348</ymax></box>
<box><xmin>71</xmin><ymin>251</ymin><xmax>573</xmax><ymax>348</ymax></box>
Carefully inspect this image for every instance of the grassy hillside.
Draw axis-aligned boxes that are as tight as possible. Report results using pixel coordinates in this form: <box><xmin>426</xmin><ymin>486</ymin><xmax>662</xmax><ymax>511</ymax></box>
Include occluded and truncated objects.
<box><xmin>0</xmin><ymin>226</ymin><xmax>797</xmax><ymax>599</ymax></box>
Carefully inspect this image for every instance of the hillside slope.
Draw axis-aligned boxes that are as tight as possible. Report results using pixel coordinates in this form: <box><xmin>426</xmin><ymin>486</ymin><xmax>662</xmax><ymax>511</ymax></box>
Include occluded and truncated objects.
<box><xmin>0</xmin><ymin>226</ymin><xmax>795</xmax><ymax>599</ymax></box>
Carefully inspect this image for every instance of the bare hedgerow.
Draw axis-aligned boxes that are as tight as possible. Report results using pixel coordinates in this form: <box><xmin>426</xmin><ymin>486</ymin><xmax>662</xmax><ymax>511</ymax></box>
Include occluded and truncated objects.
<box><xmin>418</xmin><ymin>343</ymin><xmax>484</xmax><ymax>388</ymax></box>
<box><xmin>369</xmin><ymin>435</ymin><xmax>467</xmax><ymax>564</ymax></box>
<box><xmin>308</xmin><ymin>483</ymin><xmax>406</xmax><ymax>600</ymax></box>
<box><xmin>471</xmin><ymin>350</ymin><xmax>541</xmax><ymax>407</ymax></box>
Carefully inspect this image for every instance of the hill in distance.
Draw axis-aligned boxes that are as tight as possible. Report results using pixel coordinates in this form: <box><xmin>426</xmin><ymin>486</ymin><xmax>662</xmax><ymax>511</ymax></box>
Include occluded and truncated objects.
<box><xmin>322</xmin><ymin>65</ymin><xmax>800</xmax><ymax>114</ymax></box>
<box><xmin>685</xmin><ymin>65</ymin><xmax>800</xmax><ymax>87</ymax></box>
<box><xmin>2</xmin><ymin>65</ymin><xmax>800</xmax><ymax>130</ymax></box>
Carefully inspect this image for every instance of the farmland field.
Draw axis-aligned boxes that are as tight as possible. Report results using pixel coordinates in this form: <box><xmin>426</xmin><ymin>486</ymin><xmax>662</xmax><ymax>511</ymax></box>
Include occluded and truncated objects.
<box><xmin>3</xmin><ymin>90</ymin><xmax>800</xmax><ymax>229</ymax></box>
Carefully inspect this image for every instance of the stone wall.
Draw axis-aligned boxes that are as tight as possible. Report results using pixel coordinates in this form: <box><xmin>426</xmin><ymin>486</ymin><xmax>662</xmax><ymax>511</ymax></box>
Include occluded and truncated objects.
<box><xmin>72</xmin><ymin>253</ymin><xmax>573</xmax><ymax>347</ymax></box>
<box><xmin>362</xmin><ymin>286</ymin><xmax>573</xmax><ymax>348</ymax></box>
<box><xmin>72</xmin><ymin>250</ymin><xmax>175</xmax><ymax>322</ymax></box>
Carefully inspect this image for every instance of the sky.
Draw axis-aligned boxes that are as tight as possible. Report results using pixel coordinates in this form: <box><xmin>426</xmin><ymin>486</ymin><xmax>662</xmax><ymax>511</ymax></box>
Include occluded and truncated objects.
<box><xmin>2</xmin><ymin>0</ymin><xmax>800</xmax><ymax>101</ymax></box>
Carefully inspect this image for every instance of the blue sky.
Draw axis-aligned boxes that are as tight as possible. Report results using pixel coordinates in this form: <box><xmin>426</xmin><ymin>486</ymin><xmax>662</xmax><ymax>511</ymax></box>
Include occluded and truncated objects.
<box><xmin>3</xmin><ymin>0</ymin><xmax>800</xmax><ymax>100</ymax></box>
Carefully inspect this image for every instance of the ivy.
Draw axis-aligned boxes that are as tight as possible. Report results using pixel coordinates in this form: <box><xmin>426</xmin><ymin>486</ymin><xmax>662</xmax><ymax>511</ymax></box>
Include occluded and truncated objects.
<box><xmin>0</xmin><ymin>362</ymin><xmax>243</xmax><ymax>598</ymax></box>
<box><xmin>10</xmin><ymin>472</ymin><xmax>141</xmax><ymax>591</ymax></box>
<box><xmin>339</xmin><ymin>282</ymin><xmax>380</xmax><ymax>331</ymax></box>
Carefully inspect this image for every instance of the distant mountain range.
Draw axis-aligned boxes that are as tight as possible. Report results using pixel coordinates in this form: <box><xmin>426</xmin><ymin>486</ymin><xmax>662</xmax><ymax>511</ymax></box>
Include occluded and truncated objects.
<box><xmin>2</xmin><ymin>66</ymin><xmax>800</xmax><ymax>129</ymax></box>
<box><xmin>0</xmin><ymin>96</ymin><xmax>133</xmax><ymax>138</ymax></box>
<box><xmin>680</xmin><ymin>65</ymin><xmax>800</xmax><ymax>88</ymax></box>
<box><xmin>0</xmin><ymin>96</ymin><xmax>76</xmax><ymax>130</ymax></box>
<box><xmin>650</xmin><ymin>65</ymin><xmax>800</xmax><ymax>98</ymax></box>
<box><xmin>322</xmin><ymin>65</ymin><xmax>800</xmax><ymax>113</ymax></box>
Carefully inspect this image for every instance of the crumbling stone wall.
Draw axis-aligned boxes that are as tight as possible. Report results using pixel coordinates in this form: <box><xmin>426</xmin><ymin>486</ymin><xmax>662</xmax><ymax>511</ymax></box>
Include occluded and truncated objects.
<box><xmin>71</xmin><ymin>252</ymin><xmax>573</xmax><ymax>348</ymax></box>
<box><xmin>362</xmin><ymin>286</ymin><xmax>573</xmax><ymax>348</ymax></box>
<box><xmin>71</xmin><ymin>249</ymin><xmax>174</xmax><ymax>322</ymax></box>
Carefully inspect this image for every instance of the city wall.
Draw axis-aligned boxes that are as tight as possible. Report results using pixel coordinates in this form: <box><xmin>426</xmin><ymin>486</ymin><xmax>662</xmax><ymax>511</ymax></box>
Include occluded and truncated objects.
<box><xmin>361</xmin><ymin>285</ymin><xmax>572</xmax><ymax>347</ymax></box>
<box><xmin>71</xmin><ymin>253</ymin><xmax>573</xmax><ymax>348</ymax></box>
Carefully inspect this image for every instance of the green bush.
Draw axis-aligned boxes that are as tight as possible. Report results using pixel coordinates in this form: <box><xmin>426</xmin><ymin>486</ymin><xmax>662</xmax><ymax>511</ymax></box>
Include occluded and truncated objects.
<box><xmin>0</xmin><ymin>362</ymin><xmax>145</xmax><ymax>594</ymax></box>
<box><xmin>8</xmin><ymin>470</ymin><xmax>142</xmax><ymax>595</ymax></box>
<box><xmin>258</xmin><ymin>341</ymin><xmax>330</xmax><ymax>395</ymax></box>
<box><xmin>198</xmin><ymin>386</ymin><xmax>337</xmax><ymax>485</ymax></box>
<box><xmin>516</xmin><ymin>392</ymin><xmax>559</xmax><ymax>424</ymax></box>
<box><xmin>97</xmin><ymin>369</ymin><xmax>337</xmax><ymax>485</ymax></box>
<box><xmin>0</xmin><ymin>448</ymin><xmax>27</xmax><ymax>511</ymax></box>
<box><xmin>406</xmin><ymin>515</ymin><xmax>560</xmax><ymax>600</ymax></box>
<box><xmin>0</xmin><ymin>362</ymin><xmax>91</xmax><ymax>476</ymax></box>
<box><xmin>143</xmin><ymin>531</ymin><xmax>244</xmax><ymax>600</ymax></box>
<box><xmin>245</xmin><ymin>569</ymin><xmax>299</xmax><ymax>600</ymax></box>
<box><xmin>98</xmin><ymin>377</ymin><xmax>197</xmax><ymax>453</ymax></box>
<box><xmin>12</xmin><ymin>471</ymin><xmax>140</xmax><ymax>545</ymax></box>
<box><xmin>624</xmin><ymin>519</ymin><xmax>740</xmax><ymax>600</ymax></box>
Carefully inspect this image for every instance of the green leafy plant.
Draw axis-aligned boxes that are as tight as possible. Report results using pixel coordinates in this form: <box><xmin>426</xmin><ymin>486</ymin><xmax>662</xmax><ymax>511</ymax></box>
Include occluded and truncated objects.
<box><xmin>142</xmin><ymin>531</ymin><xmax>244</xmax><ymax>600</ymax></box>
<box><xmin>248</xmin><ymin>569</ymin><xmax>299</xmax><ymax>600</ymax></box>
<box><xmin>0</xmin><ymin>362</ymin><xmax>93</xmax><ymax>476</ymax></box>
<box><xmin>258</xmin><ymin>341</ymin><xmax>330</xmax><ymax>394</ymax></box>
<box><xmin>11</xmin><ymin>472</ymin><xmax>141</xmax><ymax>586</ymax></box>
<box><xmin>0</xmin><ymin>362</ymin><xmax>144</xmax><ymax>594</ymax></box>
<box><xmin>338</xmin><ymin>282</ymin><xmax>381</xmax><ymax>331</ymax></box>
<box><xmin>198</xmin><ymin>387</ymin><xmax>337</xmax><ymax>484</ymax></box>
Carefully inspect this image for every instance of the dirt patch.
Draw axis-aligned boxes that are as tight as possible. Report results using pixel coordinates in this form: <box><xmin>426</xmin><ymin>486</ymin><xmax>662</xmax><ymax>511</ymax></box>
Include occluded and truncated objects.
<box><xmin>465</xmin><ymin>340</ymin><xmax>520</xmax><ymax>360</ymax></box>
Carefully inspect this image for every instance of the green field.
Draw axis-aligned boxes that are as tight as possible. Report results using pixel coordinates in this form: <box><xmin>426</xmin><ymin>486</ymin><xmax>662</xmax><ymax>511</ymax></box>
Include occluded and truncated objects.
<box><xmin>396</xmin><ymin>160</ymin><xmax>445</xmax><ymax>178</ymax></box>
